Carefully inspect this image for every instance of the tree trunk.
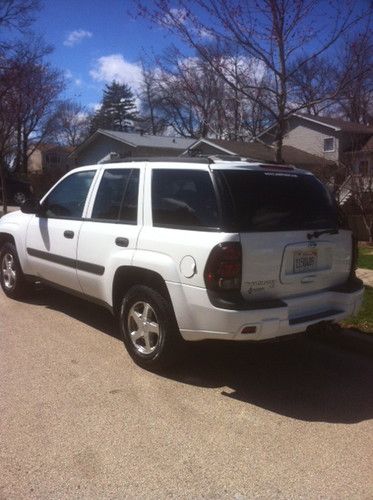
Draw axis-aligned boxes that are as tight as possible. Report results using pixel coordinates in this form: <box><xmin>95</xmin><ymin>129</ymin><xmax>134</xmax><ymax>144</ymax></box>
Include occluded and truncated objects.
<box><xmin>274</xmin><ymin>117</ymin><xmax>285</xmax><ymax>163</ymax></box>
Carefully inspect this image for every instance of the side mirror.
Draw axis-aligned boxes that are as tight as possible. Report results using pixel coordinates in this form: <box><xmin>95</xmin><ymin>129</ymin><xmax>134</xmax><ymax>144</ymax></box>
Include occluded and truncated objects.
<box><xmin>21</xmin><ymin>198</ymin><xmax>42</xmax><ymax>215</ymax></box>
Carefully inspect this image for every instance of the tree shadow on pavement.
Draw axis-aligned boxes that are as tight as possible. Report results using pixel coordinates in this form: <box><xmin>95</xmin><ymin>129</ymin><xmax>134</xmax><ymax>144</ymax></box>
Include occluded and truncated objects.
<box><xmin>165</xmin><ymin>337</ymin><xmax>373</xmax><ymax>424</ymax></box>
<box><xmin>24</xmin><ymin>285</ymin><xmax>373</xmax><ymax>424</ymax></box>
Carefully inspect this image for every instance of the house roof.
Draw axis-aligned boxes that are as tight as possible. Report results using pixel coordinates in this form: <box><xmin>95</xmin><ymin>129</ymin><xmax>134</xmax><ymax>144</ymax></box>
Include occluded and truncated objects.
<box><xmin>71</xmin><ymin>129</ymin><xmax>195</xmax><ymax>158</ymax></box>
<box><xmin>187</xmin><ymin>138</ymin><xmax>337</xmax><ymax>170</ymax></box>
<box><xmin>258</xmin><ymin>113</ymin><xmax>373</xmax><ymax>138</ymax></box>
<box><xmin>294</xmin><ymin>113</ymin><xmax>373</xmax><ymax>134</ymax></box>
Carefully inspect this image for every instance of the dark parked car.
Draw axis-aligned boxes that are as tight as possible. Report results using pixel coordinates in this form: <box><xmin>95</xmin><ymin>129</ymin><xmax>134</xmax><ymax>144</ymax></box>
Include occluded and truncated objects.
<box><xmin>0</xmin><ymin>177</ymin><xmax>32</xmax><ymax>205</ymax></box>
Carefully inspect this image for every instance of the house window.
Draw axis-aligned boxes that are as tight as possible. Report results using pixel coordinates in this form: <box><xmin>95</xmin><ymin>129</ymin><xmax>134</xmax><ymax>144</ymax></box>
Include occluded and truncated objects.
<box><xmin>323</xmin><ymin>138</ymin><xmax>335</xmax><ymax>152</ymax></box>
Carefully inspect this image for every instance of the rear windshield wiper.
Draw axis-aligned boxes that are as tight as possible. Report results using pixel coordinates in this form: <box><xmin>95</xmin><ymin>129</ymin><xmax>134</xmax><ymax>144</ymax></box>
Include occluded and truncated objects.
<box><xmin>307</xmin><ymin>228</ymin><xmax>339</xmax><ymax>239</ymax></box>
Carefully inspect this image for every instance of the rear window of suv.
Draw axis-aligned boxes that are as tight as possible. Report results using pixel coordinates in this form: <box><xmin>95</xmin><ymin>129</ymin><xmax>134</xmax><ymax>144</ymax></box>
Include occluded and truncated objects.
<box><xmin>215</xmin><ymin>169</ymin><xmax>338</xmax><ymax>232</ymax></box>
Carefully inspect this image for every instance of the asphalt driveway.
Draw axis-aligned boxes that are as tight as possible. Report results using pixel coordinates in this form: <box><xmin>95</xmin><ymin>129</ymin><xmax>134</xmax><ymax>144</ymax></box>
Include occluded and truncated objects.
<box><xmin>1</xmin><ymin>286</ymin><xmax>372</xmax><ymax>499</ymax></box>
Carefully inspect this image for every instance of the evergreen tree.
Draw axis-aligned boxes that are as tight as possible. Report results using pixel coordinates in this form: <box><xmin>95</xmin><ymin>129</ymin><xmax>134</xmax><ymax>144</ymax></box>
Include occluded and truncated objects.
<box><xmin>90</xmin><ymin>81</ymin><xmax>137</xmax><ymax>133</ymax></box>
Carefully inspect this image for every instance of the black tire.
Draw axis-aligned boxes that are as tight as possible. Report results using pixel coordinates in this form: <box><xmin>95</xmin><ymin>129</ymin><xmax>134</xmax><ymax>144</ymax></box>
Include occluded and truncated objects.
<box><xmin>13</xmin><ymin>191</ymin><xmax>27</xmax><ymax>206</ymax></box>
<box><xmin>0</xmin><ymin>242</ymin><xmax>29</xmax><ymax>299</ymax></box>
<box><xmin>119</xmin><ymin>285</ymin><xmax>184</xmax><ymax>371</ymax></box>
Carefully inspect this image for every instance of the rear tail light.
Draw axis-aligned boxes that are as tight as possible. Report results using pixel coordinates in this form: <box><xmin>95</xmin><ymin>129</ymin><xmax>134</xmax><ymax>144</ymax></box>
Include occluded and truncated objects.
<box><xmin>204</xmin><ymin>242</ymin><xmax>242</xmax><ymax>291</ymax></box>
<box><xmin>350</xmin><ymin>233</ymin><xmax>358</xmax><ymax>279</ymax></box>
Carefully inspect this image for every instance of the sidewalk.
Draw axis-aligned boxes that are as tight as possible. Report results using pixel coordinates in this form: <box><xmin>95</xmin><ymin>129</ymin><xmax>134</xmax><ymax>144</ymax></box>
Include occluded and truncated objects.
<box><xmin>356</xmin><ymin>268</ymin><xmax>373</xmax><ymax>287</ymax></box>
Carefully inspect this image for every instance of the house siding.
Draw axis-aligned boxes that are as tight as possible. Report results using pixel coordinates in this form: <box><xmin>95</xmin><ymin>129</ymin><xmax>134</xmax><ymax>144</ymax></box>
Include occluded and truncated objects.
<box><xmin>262</xmin><ymin>116</ymin><xmax>340</xmax><ymax>161</ymax></box>
<box><xmin>284</xmin><ymin>117</ymin><xmax>340</xmax><ymax>161</ymax></box>
<box><xmin>75</xmin><ymin>136</ymin><xmax>135</xmax><ymax>166</ymax></box>
<box><xmin>27</xmin><ymin>149</ymin><xmax>43</xmax><ymax>174</ymax></box>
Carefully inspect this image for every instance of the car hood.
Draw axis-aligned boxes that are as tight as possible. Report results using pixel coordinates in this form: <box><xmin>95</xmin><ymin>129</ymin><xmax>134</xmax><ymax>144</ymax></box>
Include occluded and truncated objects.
<box><xmin>0</xmin><ymin>209</ymin><xmax>23</xmax><ymax>224</ymax></box>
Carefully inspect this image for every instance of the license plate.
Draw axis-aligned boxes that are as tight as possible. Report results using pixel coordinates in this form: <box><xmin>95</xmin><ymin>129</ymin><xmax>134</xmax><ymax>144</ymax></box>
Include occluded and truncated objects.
<box><xmin>293</xmin><ymin>250</ymin><xmax>317</xmax><ymax>273</ymax></box>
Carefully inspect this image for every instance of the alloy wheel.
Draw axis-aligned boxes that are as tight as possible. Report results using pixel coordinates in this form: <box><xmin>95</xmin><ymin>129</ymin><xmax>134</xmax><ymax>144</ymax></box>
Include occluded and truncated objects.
<box><xmin>127</xmin><ymin>301</ymin><xmax>162</xmax><ymax>355</ymax></box>
<box><xmin>2</xmin><ymin>253</ymin><xmax>17</xmax><ymax>290</ymax></box>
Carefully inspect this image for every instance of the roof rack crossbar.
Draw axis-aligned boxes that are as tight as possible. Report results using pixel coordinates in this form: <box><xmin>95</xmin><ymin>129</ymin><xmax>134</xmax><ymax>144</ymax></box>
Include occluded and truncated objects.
<box><xmin>98</xmin><ymin>155</ymin><xmax>213</xmax><ymax>165</ymax></box>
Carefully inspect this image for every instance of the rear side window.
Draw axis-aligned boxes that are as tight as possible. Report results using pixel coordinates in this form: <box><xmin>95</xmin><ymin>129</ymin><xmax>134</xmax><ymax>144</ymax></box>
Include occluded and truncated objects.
<box><xmin>43</xmin><ymin>170</ymin><xmax>95</xmax><ymax>218</ymax></box>
<box><xmin>152</xmin><ymin>169</ymin><xmax>219</xmax><ymax>230</ymax></box>
<box><xmin>92</xmin><ymin>169</ymin><xmax>139</xmax><ymax>223</ymax></box>
<box><xmin>215</xmin><ymin>170</ymin><xmax>338</xmax><ymax>232</ymax></box>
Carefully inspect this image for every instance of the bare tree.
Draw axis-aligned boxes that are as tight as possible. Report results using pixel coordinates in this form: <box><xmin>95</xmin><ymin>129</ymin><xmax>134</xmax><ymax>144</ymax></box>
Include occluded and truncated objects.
<box><xmin>138</xmin><ymin>48</ymin><xmax>272</xmax><ymax>139</ymax></box>
<box><xmin>0</xmin><ymin>40</ymin><xmax>64</xmax><ymax>212</ymax></box>
<box><xmin>335</xmin><ymin>31</ymin><xmax>373</xmax><ymax>124</ymax></box>
<box><xmin>139</xmin><ymin>62</ymin><xmax>167</xmax><ymax>135</ymax></box>
<box><xmin>10</xmin><ymin>44</ymin><xmax>64</xmax><ymax>172</ymax></box>
<box><xmin>52</xmin><ymin>100</ymin><xmax>91</xmax><ymax>147</ymax></box>
<box><xmin>0</xmin><ymin>0</ymin><xmax>40</xmax><ymax>53</ymax></box>
<box><xmin>289</xmin><ymin>56</ymin><xmax>339</xmax><ymax>116</ymax></box>
<box><xmin>339</xmin><ymin>157</ymin><xmax>373</xmax><ymax>242</ymax></box>
<box><xmin>135</xmin><ymin>0</ymin><xmax>370</xmax><ymax>161</ymax></box>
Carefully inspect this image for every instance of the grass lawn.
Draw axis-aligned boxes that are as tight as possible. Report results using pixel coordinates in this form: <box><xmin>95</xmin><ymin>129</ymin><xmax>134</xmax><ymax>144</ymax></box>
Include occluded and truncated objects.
<box><xmin>341</xmin><ymin>286</ymin><xmax>373</xmax><ymax>333</ymax></box>
<box><xmin>358</xmin><ymin>246</ymin><xmax>373</xmax><ymax>270</ymax></box>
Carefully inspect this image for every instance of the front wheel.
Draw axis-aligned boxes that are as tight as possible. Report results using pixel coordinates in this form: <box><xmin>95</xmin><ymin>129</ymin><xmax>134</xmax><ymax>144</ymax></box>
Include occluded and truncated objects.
<box><xmin>119</xmin><ymin>285</ymin><xmax>183</xmax><ymax>371</ymax></box>
<box><xmin>0</xmin><ymin>242</ymin><xmax>29</xmax><ymax>299</ymax></box>
<box><xmin>13</xmin><ymin>191</ymin><xmax>27</xmax><ymax>206</ymax></box>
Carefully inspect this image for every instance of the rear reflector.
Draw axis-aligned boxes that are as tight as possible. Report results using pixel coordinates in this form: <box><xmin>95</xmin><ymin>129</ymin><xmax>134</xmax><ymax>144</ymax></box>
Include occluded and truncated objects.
<box><xmin>241</xmin><ymin>326</ymin><xmax>257</xmax><ymax>334</ymax></box>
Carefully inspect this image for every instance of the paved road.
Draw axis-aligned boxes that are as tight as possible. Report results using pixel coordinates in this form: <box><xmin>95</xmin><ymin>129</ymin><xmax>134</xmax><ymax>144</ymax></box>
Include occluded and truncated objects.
<box><xmin>1</xmin><ymin>287</ymin><xmax>372</xmax><ymax>499</ymax></box>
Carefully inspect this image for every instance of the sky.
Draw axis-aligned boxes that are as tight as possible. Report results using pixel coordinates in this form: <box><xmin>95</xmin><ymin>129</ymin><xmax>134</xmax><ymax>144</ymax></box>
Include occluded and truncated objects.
<box><xmin>32</xmin><ymin>0</ymin><xmax>183</xmax><ymax>109</ymax></box>
<box><xmin>17</xmin><ymin>0</ymin><xmax>371</xmax><ymax>112</ymax></box>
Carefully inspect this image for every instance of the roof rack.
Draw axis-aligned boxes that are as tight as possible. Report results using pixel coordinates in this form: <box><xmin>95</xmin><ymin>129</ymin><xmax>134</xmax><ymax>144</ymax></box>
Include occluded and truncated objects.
<box><xmin>98</xmin><ymin>153</ymin><xmax>213</xmax><ymax>165</ymax></box>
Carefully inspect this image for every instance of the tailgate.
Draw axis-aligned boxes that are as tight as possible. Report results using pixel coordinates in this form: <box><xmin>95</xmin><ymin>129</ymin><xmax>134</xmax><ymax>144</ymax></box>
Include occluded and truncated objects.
<box><xmin>240</xmin><ymin>230</ymin><xmax>352</xmax><ymax>301</ymax></box>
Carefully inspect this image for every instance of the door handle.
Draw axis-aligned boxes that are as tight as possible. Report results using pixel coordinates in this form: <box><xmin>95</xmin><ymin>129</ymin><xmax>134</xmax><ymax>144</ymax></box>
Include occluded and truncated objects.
<box><xmin>115</xmin><ymin>237</ymin><xmax>129</xmax><ymax>247</ymax></box>
<box><xmin>64</xmin><ymin>230</ymin><xmax>74</xmax><ymax>239</ymax></box>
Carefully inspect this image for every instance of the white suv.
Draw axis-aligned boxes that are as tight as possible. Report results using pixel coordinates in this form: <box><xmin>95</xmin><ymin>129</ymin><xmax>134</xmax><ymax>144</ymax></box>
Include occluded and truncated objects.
<box><xmin>0</xmin><ymin>158</ymin><xmax>364</xmax><ymax>369</ymax></box>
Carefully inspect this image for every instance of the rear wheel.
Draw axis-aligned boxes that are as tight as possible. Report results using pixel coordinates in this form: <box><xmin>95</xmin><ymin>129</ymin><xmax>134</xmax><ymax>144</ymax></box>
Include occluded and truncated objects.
<box><xmin>119</xmin><ymin>285</ymin><xmax>183</xmax><ymax>371</ymax></box>
<box><xmin>0</xmin><ymin>243</ymin><xmax>29</xmax><ymax>299</ymax></box>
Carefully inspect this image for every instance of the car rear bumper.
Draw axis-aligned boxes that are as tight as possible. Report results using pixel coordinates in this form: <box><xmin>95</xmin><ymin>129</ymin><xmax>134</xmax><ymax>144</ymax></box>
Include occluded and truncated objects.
<box><xmin>169</xmin><ymin>279</ymin><xmax>364</xmax><ymax>342</ymax></box>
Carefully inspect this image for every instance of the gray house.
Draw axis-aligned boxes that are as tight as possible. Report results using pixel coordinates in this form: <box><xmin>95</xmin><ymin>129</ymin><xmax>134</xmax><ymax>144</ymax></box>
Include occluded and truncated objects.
<box><xmin>259</xmin><ymin>113</ymin><xmax>373</xmax><ymax>169</ymax></box>
<box><xmin>70</xmin><ymin>129</ymin><xmax>195</xmax><ymax>166</ymax></box>
<box><xmin>184</xmin><ymin>137</ymin><xmax>337</xmax><ymax>177</ymax></box>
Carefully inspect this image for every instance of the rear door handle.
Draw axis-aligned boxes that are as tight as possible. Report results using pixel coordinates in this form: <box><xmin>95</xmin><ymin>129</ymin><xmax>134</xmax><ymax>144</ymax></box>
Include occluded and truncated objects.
<box><xmin>64</xmin><ymin>230</ymin><xmax>74</xmax><ymax>239</ymax></box>
<box><xmin>115</xmin><ymin>237</ymin><xmax>129</xmax><ymax>247</ymax></box>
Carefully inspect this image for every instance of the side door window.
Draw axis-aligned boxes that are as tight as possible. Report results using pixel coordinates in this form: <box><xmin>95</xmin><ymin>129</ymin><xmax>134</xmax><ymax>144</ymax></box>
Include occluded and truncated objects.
<box><xmin>42</xmin><ymin>170</ymin><xmax>95</xmax><ymax>218</ymax></box>
<box><xmin>151</xmin><ymin>169</ymin><xmax>219</xmax><ymax>229</ymax></box>
<box><xmin>91</xmin><ymin>168</ymin><xmax>140</xmax><ymax>223</ymax></box>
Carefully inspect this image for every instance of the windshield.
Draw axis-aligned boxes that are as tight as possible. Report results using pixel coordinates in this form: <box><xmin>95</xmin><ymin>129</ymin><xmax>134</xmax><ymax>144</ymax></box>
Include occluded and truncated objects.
<box><xmin>215</xmin><ymin>169</ymin><xmax>339</xmax><ymax>232</ymax></box>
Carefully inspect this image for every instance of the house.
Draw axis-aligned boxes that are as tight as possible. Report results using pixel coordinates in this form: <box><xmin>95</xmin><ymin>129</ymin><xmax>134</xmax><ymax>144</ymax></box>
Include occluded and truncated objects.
<box><xmin>183</xmin><ymin>137</ymin><xmax>337</xmax><ymax>179</ymax></box>
<box><xmin>27</xmin><ymin>144</ymin><xmax>74</xmax><ymax>176</ymax></box>
<box><xmin>70</xmin><ymin>129</ymin><xmax>195</xmax><ymax>166</ymax></box>
<box><xmin>27</xmin><ymin>144</ymin><xmax>75</xmax><ymax>198</ymax></box>
<box><xmin>259</xmin><ymin>113</ymin><xmax>373</xmax><ymax>173</ymax></box>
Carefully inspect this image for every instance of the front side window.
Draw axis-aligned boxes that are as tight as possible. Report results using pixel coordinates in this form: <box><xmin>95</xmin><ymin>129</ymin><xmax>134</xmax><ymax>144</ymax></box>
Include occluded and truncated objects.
<box><xmin>323</xmin><ymin>138</ymin><xmax>335</xmax><ymax>152</ymax></box>
<box><xmin>92</xmin><ymin>168</ymin><xmax>139</xmax><ymax>223</ymax></box>
<box><xmin>152</xmin><ymin>169</ymin><xmax>219</xmax><ymax>229</ymax></box>
<box><xmin>42</xmin><ymin>170</ymin><xmax>95</xmax><ymax>218</ymax></box>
